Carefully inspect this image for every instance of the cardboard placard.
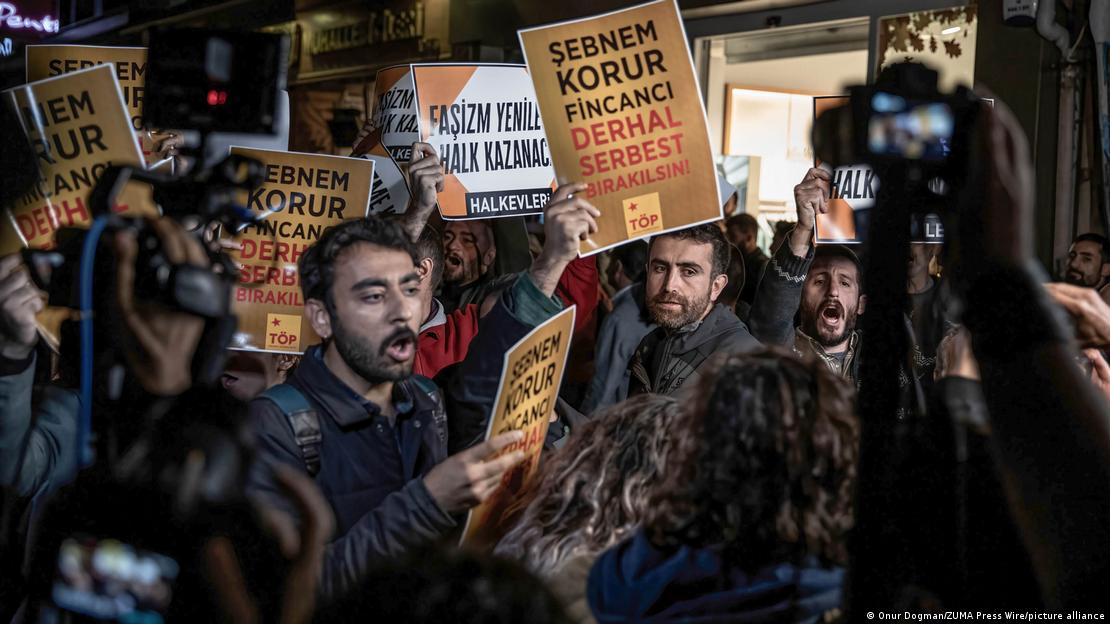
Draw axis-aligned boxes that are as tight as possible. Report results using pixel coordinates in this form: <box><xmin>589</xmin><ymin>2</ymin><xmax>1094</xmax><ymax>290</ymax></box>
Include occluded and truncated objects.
<box><xmin>228</xmin><ymin>146</ymin><xmax>374</xmax><ymax>353</ymax></box>
<box><xmin>519</xmin><ymin>0</ymin><xmax>721</xmax><ymax>255</ymax></box>
<box><xmin>813</xmin><ymin>96</ymin><xmax>876</xmax><ymax>244</ymax></box>
<box><xmin>411</xmin><ymin>63</ymin><xmax>556</xmax><ymax>220</ymax></box>
<box><xmin>24</xmin><ymin>45</ymin><xmax>160</xmax><ymax>165</ymax></box>
<box><xmin>459</xmin><ymin>305</ymin><xmax>576</xmax><ymax>548</ymax></box>
<box><xmin>3</xmin><ymin>64</ymin><xmax>153</xmax><ymax>250</ymax></box>
<box><xmin>362</xmin><ymin>65</ymin><xmax>419</xmax><ymax>163</ymax></box>
<box><xmin>351</xmin><ymin>129</ymin><xmax>412</xmax><ymax>216</ymax></box>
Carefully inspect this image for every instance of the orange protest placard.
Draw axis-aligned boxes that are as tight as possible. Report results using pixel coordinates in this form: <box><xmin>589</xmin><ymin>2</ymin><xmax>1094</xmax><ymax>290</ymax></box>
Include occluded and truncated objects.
<box><xmin>3</xmin><ymin>64</ymin><xmax>153</xmax><ymax>250</ymax></box>
<box><xmin>359</xmin><ymin>65</ymin><xmax>419</xmax><ymax>163</ymax></box>
<box><xmin>519</xmin><ymin>0</ymin><xmax>721</xmax><ymax>255</ymax></box>
<box><xmin>412</xmin><ymin>63</ymin><xmax>556</xmax><ymax>220</ymax></box>
<box><xmin>227</xmin><ymin>146</ymin><xmax>374</xmax><ymax>353</ymax></box>
<box><xmin>813</xmin><ymin>96</ymin><xmax>876</xmax><ymax>244</ymax></box>
<box><xmin>24</xmin><ymin>45</ymin><xmax>160</xmax><ymax>165</ymax></box>
<box><xmin>459</xmin><ymin>305</ymin><xmax>576</xmax><ymax>548</ymax></box>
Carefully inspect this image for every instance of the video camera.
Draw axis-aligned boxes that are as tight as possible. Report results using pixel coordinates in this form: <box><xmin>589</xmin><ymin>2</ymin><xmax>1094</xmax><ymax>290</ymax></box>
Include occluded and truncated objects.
<box><xmin>812</xmin><ymin>62</ymin><xmax>982</xmax><ymax>185</ymax></box>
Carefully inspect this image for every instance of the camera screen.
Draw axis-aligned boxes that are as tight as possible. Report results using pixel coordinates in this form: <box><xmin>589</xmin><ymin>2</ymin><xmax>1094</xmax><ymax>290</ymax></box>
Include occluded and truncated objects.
<box><xmin>867</xmin><ymin>92</ymin><xmax>954</xmax><ymax>161</ymax></box>
<box><xmin>45</xmin><ymin>536</ymin><xmax>179</xmax><ymax>623</ymax></box>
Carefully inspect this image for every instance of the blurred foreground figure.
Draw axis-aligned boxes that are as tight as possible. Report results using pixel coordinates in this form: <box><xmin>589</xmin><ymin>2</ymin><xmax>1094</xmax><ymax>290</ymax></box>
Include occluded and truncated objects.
<box><xmin>589</xmin><ymin>349</ymin><xmax>858</xmax><ymax>623</ymax></box>
<box><xmin>496</xmin><ymin>395</ymin><xmax>680</xmax><ymax>621</ymax></box>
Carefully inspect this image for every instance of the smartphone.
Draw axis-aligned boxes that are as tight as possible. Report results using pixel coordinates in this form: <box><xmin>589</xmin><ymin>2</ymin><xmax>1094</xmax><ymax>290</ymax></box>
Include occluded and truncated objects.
<box><xmin>39</xmin><ymin>535</ymin><xmax>179</xmax><ymax>624</ymax></box>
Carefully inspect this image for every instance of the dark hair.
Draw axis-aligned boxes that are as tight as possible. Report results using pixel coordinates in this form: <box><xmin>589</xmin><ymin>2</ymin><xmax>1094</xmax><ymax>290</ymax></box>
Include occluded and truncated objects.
<box><xmin>495</xmin><ymin>394</ymin><xmax>680</xmax><ymax>576</ymax></box>
<box><xmin>415</xmin><ymin>224</ymin><xmax>446</xmax><ymax>289</ymax></box>
<box><xmin>649</xmin><ymin>223</ymin><xmax>731</xmax><ymax>278</ymax></box>
<box><xmin>717</xmin><ymin>244</ymin><xmax>746</xmax><ymax>308</ymax></box>
<box><xmin>1073</xmin><ymin>233</ymin><xmax>1110</xmax><ymax>264</ymax></box>
<box><xmin>612</xmin><ymin>239</ymin><xmax>649</xmax><ymax>283</ymax></box>
<box><xmin>298</xmin><ymin>217</ymin><xmax>418</xmax><ymax>310</ymax></box>
<box><xmin>644</xmin><ymin>349</ymin><xmax>859</xmax><ymax>571</ymax></box>
<box><xmin>725</xmin><ymin>213</ymin><xmax>759</xmax><ymax>237</ymax></box>
<box><xmin>318</xmin><ymin>546</ymin><xmax>571</xmax><ymax>624</ymax></box>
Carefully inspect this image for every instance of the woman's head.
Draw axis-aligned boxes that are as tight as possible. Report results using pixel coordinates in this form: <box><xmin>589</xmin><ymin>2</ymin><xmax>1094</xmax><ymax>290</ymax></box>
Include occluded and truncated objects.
<box><xmin>495</xmin><ymin>394</ymin><xmax>680</xmax><ymax>576</ymax></box>
<box><xmin>645</xmin><ymin>348</ymin><xmax>859</xmax><ymax>569</ymax></box>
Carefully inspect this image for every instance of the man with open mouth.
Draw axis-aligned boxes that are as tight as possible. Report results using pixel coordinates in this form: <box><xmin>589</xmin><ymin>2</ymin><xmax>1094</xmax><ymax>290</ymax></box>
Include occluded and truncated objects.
<box><xmin>749</xmin><ymin>167</ymin><xmax>867</xmax><ymax>382</ymax></box>
<box><xmin>245</xmin><ymin>181</ymin><xmax>598</xmax><ymax>602</ymax></box>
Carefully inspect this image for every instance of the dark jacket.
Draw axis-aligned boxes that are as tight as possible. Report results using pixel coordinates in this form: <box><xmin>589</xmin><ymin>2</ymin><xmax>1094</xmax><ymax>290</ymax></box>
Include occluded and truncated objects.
<box><xmin>741</xmin><ymin>247</ymin><xmax>770</xmax><ymax>305</ymax></box>
<box><xmin>0</xmin><ymin>353</ymin><xmax>79</xmax><ymax>499</ymax></box>
<box><xmin>749</xmin><ymin>242</ymin><xmax>863</xmax><ymax>383</ymax></box>
<box><xmin>581</xmin><ymin>283</ymin><xmax>655</xmax><ymax>413</ymax></box>
<box><xmin>627</xmin><ymin>302</ymin><xmax>761</xmax><ymax>397</ymax></box>
<box><xmin>246</xmin><ymin>273</ymin><xmax>565</xmax><ymax>602</ymax></box>
<box><xmin>587</xmin><ymin>530</ymin><xmax>844</xmax><ymax>623</ymax></box>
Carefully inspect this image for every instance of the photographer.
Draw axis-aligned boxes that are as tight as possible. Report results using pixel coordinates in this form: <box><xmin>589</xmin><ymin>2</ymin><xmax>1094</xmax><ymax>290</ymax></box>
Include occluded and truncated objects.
<box><xmin>246</xmin><ymin>191</ymin><xmax>598</xmax><ymax>603</ymax></box>
<box><xmin>0</xmin><ymin>254</ymin><xmax>78</xmax><ymax>499</ymax></box>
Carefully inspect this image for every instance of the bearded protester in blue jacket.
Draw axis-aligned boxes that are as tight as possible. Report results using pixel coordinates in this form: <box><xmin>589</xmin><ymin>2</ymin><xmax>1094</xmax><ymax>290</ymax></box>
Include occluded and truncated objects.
<box><xmin>588</xmin><ymin>349</ymin><xmax>858</xmax><ymax>623</ymax></box>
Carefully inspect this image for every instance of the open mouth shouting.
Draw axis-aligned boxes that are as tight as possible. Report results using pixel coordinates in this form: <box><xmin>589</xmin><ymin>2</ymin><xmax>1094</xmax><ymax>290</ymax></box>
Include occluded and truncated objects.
<box><xmin>818</xmin><ymin>300</ymin><xmax>844</xmax><ymax>332</ymax></box>
<box><xmin>382</xmin><ymin>330</ymin><xmax>417</xmax><ymax>363</ymax></box>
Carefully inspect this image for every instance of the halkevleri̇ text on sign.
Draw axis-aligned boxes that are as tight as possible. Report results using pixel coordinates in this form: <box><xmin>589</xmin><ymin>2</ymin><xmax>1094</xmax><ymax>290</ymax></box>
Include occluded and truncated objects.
<box><xmin>460</xmin><ymin>305</ymin><xmax>576</xmax><ymax>548</ymax></box>
<box><xmin>228</xmin><ymin>146</ymin><xmax>373</xmax><ymax>353</ymax></box>
<box><xmin>412</xmin><ymin>63</ymin><xmax>556</xmax><ymax>220</ymax></box>
<box><xmin>519</xmin><ymin>0</ymin><xmax>720</xmax><ymax>254</ymax></box>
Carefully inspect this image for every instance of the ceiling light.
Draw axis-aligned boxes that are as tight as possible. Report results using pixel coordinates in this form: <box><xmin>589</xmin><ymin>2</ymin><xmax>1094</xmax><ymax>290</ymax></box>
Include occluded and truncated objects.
<box><xmin>941</xmin><ymin>26</ymin><xmax>961</xmax><ymax>35</ymax></box>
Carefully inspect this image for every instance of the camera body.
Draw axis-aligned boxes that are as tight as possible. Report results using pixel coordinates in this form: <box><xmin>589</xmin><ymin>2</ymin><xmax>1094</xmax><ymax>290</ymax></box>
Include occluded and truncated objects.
<box><xmin>813</xmin><ymin>63</ymin><xmax>982</xmax><ymax>184</ymax></box>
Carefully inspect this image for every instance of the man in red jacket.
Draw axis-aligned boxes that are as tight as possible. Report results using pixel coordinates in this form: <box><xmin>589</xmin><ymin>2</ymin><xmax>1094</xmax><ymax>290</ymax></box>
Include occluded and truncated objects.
<box><xmin>398</xmin><ymin>143</ymin><xmax>599</xmax><ymax>380</ymax></box>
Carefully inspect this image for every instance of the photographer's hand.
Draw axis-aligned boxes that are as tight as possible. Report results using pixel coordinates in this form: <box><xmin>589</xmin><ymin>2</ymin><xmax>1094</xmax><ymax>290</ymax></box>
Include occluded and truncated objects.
<box><xmin>0</xmin><ymin>254</ymin><xmax>44</xmax><ymax>361</ymax></box>
<box><xmin>113</xmin><ymin>218</ymin><xmax>208</xmax><ymax>396</ymax></box>
<box><xmin>399</xmin><ymin>142</ymin><xmax>445</xmax><ymax>241</ymax></box>
<box><xmin>1043</xmin><ymin>282</ymin><xmax>1110</xmax><ymax>348</ymax></box>
<box><xmin>790</xmin><ymin>167</ymin><xmax>829</xmax><ymax>257</ymax></box>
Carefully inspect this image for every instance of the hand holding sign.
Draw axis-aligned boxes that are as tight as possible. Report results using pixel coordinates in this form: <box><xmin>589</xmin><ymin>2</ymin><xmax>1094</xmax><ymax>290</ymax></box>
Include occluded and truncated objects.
<box><xmin>529</xmin><ymin>183</ymin><xmax>600</xmax><ymax>296</ymax></box>
<box><xmin>0</xmin><ymin>254</ymin><xmax>44</xmax><ymax>360</ymax></box>
<box><xmin>399</xmin><ymin>142</ymin><xmax>445</xmax><ymax>241</ymax></box>
<box><xmin>791</xmin><ymin>167</ymin><xmax>831</xmax><ymax>257</ymax></box>
<box><xmin>424</xmin><ymin>431</ymin><xmax>527</xmax><ymax>514</ymax></box>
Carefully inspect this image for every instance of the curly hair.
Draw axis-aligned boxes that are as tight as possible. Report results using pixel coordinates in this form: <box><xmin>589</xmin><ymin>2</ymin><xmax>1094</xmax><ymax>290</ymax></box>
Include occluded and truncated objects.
<box><xmin>494</xmin><ymin>394</ymin><xmax>681</xmax><ymax>577</ymax></box>
<box><xmin>644</xmin><ymin>348</ymin><xmax>859</xmax><ymax>569</ymax></box>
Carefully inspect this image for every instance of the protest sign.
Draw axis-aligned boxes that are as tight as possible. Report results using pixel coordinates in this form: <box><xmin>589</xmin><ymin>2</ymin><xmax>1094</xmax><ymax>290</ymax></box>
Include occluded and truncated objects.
<box><xmin>351</xmin><ymin>128</ymin><xmax>412</xmax><ymax>215</ymax></box>
<box><xmin>4</xmin><ymin>64</ymin><xmax>153</xmax><ymax>250</ymax></box>
<box><xmin>25</xmin><ymin>45</ymin><xmax>160</xmax><ymax>166</ymax></box>
<box><xmin>362</xmin><ymin>65</ymin><xmax>419</xmax><ymax>163</ymax></box>
<box><xmin>411</xmin><ymin>63</ymin><xmax>556</xmax><ymax>220</ymax></box>
<box><xmin>459</xmin><ymin>305</ymin><xmax>576</xmax><ymax>548</ymax></box>
<box><xmin>813</xmin><ymin>96</ymin><xmax>876</xmax><ymax>244</ymax></box>
<box><xmin>519</xmin><ymin>0</ymin><xmax>721</xmax><ymax>254</ymax></box>
<box><xmin>228</xmin><ymin>146</ymin><xmax>374</xmax><ymax>353</ymax></box>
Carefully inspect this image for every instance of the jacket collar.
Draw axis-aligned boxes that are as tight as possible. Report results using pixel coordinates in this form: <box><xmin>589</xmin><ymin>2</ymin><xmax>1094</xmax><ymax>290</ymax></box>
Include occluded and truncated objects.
<box><xmin>795</xmin><ymin>328</ymin><xmax>861</xmax><ymax>379</ymax></box>
<box><xmin>291</xmin><ymin>345</ymin><xmax>416</xmax><ymax>428</ymax></box>
<box><xmin>420</xmin><ymin>298</ymin><xmax>447</xmax><ymax>334</ymax></box>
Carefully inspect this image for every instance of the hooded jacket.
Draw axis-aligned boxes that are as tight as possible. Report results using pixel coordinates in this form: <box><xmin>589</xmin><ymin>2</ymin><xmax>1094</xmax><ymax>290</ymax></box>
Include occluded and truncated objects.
<box><xmin>587</xmin><ymin>531</ymin><xmax>844</xmax><ymax>623</ymax></box>
<box><xmin>627</xmin><ymin>302</ymin><xmax>761</xmax><ymax>397</ymax></box>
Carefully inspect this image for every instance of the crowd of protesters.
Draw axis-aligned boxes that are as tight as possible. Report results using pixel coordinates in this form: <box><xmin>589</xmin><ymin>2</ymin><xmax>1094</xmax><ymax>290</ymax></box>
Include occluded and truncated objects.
<box><xmin>1</xmin><ymin>82</ymin><xmax>1108</xmax><ymax>623</ymax></box>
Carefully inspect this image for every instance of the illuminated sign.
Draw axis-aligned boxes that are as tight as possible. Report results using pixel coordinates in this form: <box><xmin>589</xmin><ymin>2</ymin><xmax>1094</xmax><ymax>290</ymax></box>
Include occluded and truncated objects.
<box><xmin>0</xmin><ymin>38</ymin><xmax>11</xmax><ymax>56</ymax></box>
<box><xmin>0</xmin><ymin>2</ymin><xmax>59</xmax><ymax>34</ymax></box>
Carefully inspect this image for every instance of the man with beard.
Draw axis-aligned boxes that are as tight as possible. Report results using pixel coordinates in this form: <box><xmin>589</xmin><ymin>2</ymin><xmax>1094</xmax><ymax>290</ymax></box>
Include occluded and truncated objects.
<box><xmin>247</xmin><ymin>201</ymin><xmax>596</xmax><ymax>601</ymax></box>
<box><xmin>625</xmin><ymin>224</ymin><xmax>761</xmax><ymax>398</ymax></box>
<box><xmin>439</xmin><ymin>219</ymin><xmax>509</xmax><ymax>314</ymax></box>
<box><xmin>749</xmin><ymin>167</ymin><xmax>867</xmax><ymax>382</ymax></box>
<box><xmin>1061</xmin><ymin>233</ymin><xmax>1110</xmax><ymax>303</ymax></box>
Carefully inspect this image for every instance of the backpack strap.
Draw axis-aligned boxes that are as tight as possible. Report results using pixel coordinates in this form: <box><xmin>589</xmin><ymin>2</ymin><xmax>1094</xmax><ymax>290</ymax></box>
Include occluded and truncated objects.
<box><xmin>404</xmin><ymin>376</ymin><xmax>447</xmax><ymax>449</ymax></box>
<box><xmin>259</xmin><ymin>384</ymin><xmax>322</xmax><ymax>477</ymax></box>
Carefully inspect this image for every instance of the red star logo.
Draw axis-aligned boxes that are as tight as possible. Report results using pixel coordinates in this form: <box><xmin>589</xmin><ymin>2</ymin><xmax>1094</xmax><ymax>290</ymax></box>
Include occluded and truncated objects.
<box><xmin>629</xmin><ymin>202</ymin><xmax>638</xmax><ymax>211</ymax></box>
<box><xmin>271</xmin><ymin>318</ymin><xmax>281</xmax><ymax>327</ymax></box>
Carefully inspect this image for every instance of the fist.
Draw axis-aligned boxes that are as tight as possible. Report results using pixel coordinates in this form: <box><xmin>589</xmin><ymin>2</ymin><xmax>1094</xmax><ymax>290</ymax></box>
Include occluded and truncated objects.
<box><xmin>408</xmin><ymin>142</ymin><xmax>445</xmax><ymax>214</ymax></box>
<box><xmin>0</xmin><ymin>254</ymin><xmax>44</xmax><ymax>360</ymax></box>
<box><xmin>793</xmin><ymin>167</ymin><xmax>831</xmax><ymax>232</ymax></box>
<box><xmin>539</xmin><ymin>183</ymin><xmax>600</xmax><ymax>264</ymax></box>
